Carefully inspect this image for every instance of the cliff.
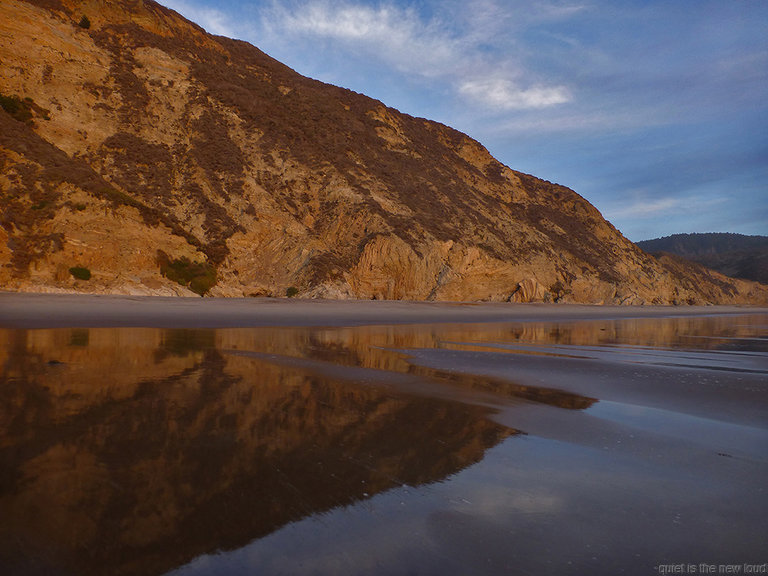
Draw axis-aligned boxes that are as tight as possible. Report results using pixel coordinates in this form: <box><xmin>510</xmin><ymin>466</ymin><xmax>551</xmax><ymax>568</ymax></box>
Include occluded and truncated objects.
<box><xmin>1</xmin><ymin>0</ymin><xmax>765</xmax><ymax>304</ymax></box>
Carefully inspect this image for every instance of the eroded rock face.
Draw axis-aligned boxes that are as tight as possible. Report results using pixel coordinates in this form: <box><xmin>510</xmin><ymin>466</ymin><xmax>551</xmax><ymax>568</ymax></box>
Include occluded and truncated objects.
<box><xmin>511</xmin><ymin>278</ymin><xmax>549</xmax><ymax>303</ymax></box>
<box><xmin>1</xmin><ymin>0</ymin><xmax>765</xmax><ymax>304</ymax></box>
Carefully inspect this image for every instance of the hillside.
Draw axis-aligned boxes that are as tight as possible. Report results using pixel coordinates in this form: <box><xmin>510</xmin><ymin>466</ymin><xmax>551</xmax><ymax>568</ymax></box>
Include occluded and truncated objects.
<box><xmin>637</xmin><ymin>233</ymin><xmax>768</xmax><ymax>285</ymax></box>
<box><xmin>1</xmin><ymin>0</ymin><xmax>766</xmax><ymax>304</ymax></box>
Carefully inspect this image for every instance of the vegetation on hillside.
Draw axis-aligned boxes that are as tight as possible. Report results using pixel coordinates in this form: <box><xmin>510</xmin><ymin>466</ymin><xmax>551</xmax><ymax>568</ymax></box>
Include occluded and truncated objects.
<box><xmin>0</xmin><ymin>94</ymin><xmax>35</xmax><ymax>123</ymax></box>
<box><xmin>156</xmin><ymin>250</ymin><xmax>217</xmax><ymax>295</ymax></box>
<box><xmin>638</xmin><ymin>233</ymin><xmax>768</xmax><ymax>284</ymax></box>
<box><xmin>69</xmin><ymin>266</ymin><xmax>91</xmax><ymax>280</ymax></box>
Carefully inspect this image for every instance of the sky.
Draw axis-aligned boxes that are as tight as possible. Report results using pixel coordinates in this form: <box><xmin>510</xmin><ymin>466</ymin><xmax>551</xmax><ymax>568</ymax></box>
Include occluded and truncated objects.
<box><xmin>161</xmin><ymin>0</ymin><xmax>768</xmax><ymax>241</ymax></box>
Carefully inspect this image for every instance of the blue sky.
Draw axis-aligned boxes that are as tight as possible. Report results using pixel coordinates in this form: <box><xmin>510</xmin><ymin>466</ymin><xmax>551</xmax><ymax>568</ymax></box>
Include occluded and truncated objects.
<box><xmin>162</xmin><ymin>0</ymin><xmax>767</xmax><ymax>241</ymax></box>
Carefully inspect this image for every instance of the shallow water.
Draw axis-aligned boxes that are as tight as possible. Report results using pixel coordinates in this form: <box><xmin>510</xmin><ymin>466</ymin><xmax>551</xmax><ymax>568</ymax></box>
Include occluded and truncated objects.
<box><xmin>1</xmin><ymin>314</ymin><xmax>766</xmax><ymax>575</ymax></box>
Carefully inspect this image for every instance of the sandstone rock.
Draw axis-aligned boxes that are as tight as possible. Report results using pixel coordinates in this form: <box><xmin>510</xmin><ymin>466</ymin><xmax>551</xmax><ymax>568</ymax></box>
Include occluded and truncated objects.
<box><xmin>510</xmin><ymin>278</ymin><xmax>549</xmax><ymax>303</ymax></box>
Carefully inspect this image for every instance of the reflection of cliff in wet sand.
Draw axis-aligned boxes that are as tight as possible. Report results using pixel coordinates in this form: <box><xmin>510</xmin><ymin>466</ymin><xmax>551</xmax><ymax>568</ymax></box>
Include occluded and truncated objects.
<box><xmin>0</xmin><ymin>328</ymin><xmax>521</xmax><ymax>576</ymax></box>
<box><xmin>1</xmin><ymin>309</ymin><xmax>766</xmax><ymax>576</ymax></box>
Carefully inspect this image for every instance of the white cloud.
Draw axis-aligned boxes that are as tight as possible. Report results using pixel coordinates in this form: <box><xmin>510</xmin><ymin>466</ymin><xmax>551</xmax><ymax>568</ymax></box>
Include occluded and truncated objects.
<box><xmin>536</xmin><ymin>2</ymin><xmax>590</xmax><ymax>20</ymax></box>
<box><xmin>604</xmin><ymin>194</ymin><xmax>728</xmax><ymax>222</ymax></box>
<box><xmin>461</xmin><ymin>0</ymin><xmax>589</xmax><ymax>35</ymax></box>
<box><xmin>459</xmin><ymin>77</ymin><xmax>571</xmax><ymax>110</ymax></box>
<box><xmin>267</xmin><ymin>1</ymin><xmax>461</xmax><ymax>77</ymax></box>
<box><xmin>280</xmin><ymin>3</ymin><xmax>410</xmax><ymax>40</ymax></box>
<box><xmin>604</xmin><ymin>189</ymin><xmax>728</xmax><ymax>222</ymax></box>
<box><xmin>162</xmin><ymin>0</ymin><xmax>238</xmax><ymax>38</ymax></box>
<box><xmin>265</xmin><ymin>0</ymin><xmax>572</xmax><ymax>110</ymax></box>
<box><xmin>606</xmin><ymin>197</ymin><xmax>682</xmax><ymax>219</ymax></box>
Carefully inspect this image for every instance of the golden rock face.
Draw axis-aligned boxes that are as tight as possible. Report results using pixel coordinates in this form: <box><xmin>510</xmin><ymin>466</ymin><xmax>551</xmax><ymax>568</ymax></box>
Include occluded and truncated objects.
<box><xmin>1</xmin><ymin>0</ymin><xmax>765</xmax><ymax>303</ymax></box>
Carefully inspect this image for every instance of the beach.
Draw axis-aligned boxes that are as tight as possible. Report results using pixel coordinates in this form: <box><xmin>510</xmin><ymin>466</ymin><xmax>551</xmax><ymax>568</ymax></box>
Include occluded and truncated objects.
<box><xmin>0</xmin><ymin>292</ymin><xmax>764</xmax><ymax>329</ymax></box>
<box><xmin>0</xmin><ymin>294</ymin><xmax>766</xmax><ymax>575</ymax></box>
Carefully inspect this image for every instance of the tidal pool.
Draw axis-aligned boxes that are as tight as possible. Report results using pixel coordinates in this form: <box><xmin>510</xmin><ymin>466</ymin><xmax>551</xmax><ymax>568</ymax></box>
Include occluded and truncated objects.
<box><xmin>1</xmin><ymin>312</ymin><xmax>766</xmax><ymax>575</ymax></box>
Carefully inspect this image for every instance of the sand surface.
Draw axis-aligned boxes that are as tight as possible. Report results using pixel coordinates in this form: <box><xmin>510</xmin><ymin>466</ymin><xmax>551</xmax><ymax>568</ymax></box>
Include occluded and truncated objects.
<box><xmin>1</xmin><ymin>292</ymin><xmax>765</xmax><ymax>328</ymax></box>
<box><xmin>1</xmin><ymin>293</ymin><xmax>767</xmax><ymax>575</ymax></box>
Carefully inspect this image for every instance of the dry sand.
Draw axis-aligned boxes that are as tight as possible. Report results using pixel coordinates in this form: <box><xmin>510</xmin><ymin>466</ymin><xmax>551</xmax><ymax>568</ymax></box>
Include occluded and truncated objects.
<box><xmin>1</xmin><ymin>292</ymin><xmax>765</xmax><ymax>329</ymax></box>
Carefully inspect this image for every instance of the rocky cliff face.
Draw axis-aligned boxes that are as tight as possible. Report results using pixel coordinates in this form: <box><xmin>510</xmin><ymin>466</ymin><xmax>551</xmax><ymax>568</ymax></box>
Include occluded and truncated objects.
<box><xmin>1</xmin><ymin>0</ymin><xmax>765</xmax><ymax>304</ymax></box>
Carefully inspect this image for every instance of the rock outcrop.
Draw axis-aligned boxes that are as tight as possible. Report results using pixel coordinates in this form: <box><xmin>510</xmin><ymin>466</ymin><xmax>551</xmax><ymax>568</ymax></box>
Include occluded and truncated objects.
<box><xmin>1</xmin><ymin>0</ymin><xmax>765</xmax><ymax>304</ymax></box>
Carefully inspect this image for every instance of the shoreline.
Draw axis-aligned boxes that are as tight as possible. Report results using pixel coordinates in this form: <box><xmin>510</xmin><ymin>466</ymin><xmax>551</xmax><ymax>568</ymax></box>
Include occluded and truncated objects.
<box><xmin>1</xmin><ymin>292</ymin><xmax>766</xmax><ymax>329</ymax></box>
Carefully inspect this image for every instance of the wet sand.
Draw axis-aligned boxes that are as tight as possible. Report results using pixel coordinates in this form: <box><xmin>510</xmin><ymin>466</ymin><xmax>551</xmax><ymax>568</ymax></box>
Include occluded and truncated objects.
<box><xmin>0</xmin><ymin>291</ymin><xmax>764</xmax><ymax>328</ymax></box>
<box><xmin>1</xmin><ymin>294</ymin><xmax>766</xmax><ymax>575</ymax></box>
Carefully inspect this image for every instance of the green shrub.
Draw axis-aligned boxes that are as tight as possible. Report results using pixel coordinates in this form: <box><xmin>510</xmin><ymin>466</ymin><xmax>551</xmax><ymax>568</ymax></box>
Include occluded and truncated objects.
<box><xmin>157</xmin><ymin>250</ymin><xmax>217</xmax><ymax>296</ymax></box>
<box><xmin>286</xmin><ymin>286</ymin><xmax>299</xmax><ymax>298</ymax></box>
<box><xmin>549</xmin><ymin>280</ymin><xmax>570</xmax><ymax>302</ymax></box>
<box><xmin>101</xmin><ymin>186</ymin><xmax>136</xmax><ymax>206</ymax></box>
<box><xmin>69</xmin><ymin>266</ymin><xmax>91</xmax><ymax>280</ymax></box>
<box><xmin>78</xmin><ymin>15</ymin><xmax>91</xmax><ymax>29</ymax></box>
<box><xmin>0</xmin><ymin>93</ymin><xmax>49</xmax><ymax>123</ymax></box>
<box><xmin>0</xmin><ymin>94</ymin><xmax>33</xmax><ymax>123</ymax></box>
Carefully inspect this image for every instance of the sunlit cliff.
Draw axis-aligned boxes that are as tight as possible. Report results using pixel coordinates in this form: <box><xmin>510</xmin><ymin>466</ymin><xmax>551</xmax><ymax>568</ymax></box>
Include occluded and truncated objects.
<box><xmin>1</xmin><ymin>0</ymin><xmax>765</xmax><ymax>304</ymax></box>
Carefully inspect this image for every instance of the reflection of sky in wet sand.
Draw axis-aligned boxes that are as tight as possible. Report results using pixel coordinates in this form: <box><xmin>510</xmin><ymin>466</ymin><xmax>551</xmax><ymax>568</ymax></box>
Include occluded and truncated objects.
<box><xmin>174</xmin><ymin>435</ymin><xmax>767</xmax><ymax>576</ymax></box>
<box><xmin>1</xmin><ymin>313</ymin><xmax>766</xmax><ymax>576</ymax></box>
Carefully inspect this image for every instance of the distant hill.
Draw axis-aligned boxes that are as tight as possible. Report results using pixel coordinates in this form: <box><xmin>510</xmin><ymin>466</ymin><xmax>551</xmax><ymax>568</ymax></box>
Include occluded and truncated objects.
<box><xmin>637</xmin><ymin>233</ymin><xmax>768</xmax><ymax>285</ymax></box>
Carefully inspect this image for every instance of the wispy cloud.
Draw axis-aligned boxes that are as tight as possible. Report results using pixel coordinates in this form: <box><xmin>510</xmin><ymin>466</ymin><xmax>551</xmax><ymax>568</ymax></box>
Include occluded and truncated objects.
<box><xmin>605</xmin><ymin>194</ymin><xmax>728</xmax><ymax>222</ymax></box>
<box><xmin>459</xmin><ymin>78</ymin><xmax>571</xmax><ymax>110</ymax></box>
<box><xmin>536</xmin><ymin>2</ymin><xmax>590</xmax><ymax>20</ymax></box>
<box><xmin>277</xmin><ymin>3</ymin><xmax>414</xmax><ymax>41</ymax></box>
<box><xmin>606</xmin><ymin>197</ymin><xmax>682</xmax><ymax>220</ymax></box>
<box><xmin>264</xmin><ymin>0</ymin><xmax>572</xmax><ymax>110</ymax></box>
<box><xmin>270</xmin><ymin>1</ymin><xmax>459</xmax><ymax>77</ymax></box>
<box><xmin>162</xmin><ymin>0</ymin><xmax>238</xmax><ymax>38</ymax></box>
